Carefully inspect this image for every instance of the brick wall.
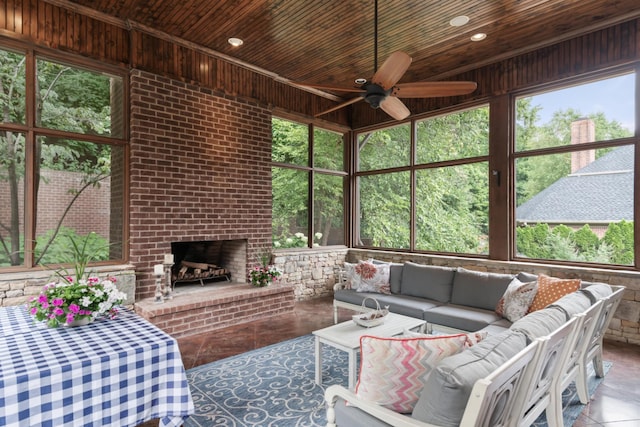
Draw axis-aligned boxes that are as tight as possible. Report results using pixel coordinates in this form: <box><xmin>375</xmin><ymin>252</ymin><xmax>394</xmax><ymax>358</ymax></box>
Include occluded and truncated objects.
<box><xmin>129</xmin><ymin>69</ymin><xmax>273</xmax><ymax>300</ymax></box>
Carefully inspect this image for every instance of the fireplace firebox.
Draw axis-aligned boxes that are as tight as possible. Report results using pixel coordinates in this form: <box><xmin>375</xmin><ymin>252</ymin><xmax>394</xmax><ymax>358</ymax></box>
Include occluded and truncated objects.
<box><xmin>170</xmin><ymin>239</ymin><xmax>247</xmax><ymax>287</ymax></box>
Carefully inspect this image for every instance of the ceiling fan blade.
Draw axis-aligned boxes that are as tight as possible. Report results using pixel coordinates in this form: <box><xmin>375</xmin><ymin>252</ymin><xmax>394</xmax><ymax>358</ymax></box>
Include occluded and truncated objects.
<box><xmin>371</xmin><ymin>51</ymin><xmax>412</xmax><ymax>90</ymax></box>
<box><xmin>393</xmin><ymin>81</ymin><xmax>477</xmax><ymax>98</ymax></box>
<box><xmin>315</xmin><ymin>96</ymin><xmax>364</xmax><ymax>117</ymax></box>
<box><xmin>380</xmin><ymin>96</ymin><xmax>410</xmax><ymax>120</ymax></box>
<box><xmin>296</xmin><ymin>82</ymin><xmax>365</xmax><ymax>93</ymax></box>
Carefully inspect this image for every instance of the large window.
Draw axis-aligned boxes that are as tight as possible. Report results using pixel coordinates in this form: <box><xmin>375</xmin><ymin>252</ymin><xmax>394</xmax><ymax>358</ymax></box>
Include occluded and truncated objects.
<box><xmin>272</xmin><ymin>117</ymin><xmax>346</xmax><ymax>248</ymax></box>
<box><xmin>514</xmin><ymin>73</ymin><xmax>635</xmax><ymax>266</ymax></box>
<box><xmin>0</xmin><ymin>47</ymin><xmax>126</xmax><ymax>268</ymax></box>
<box><xmin>356</xmin><ymin>106</ymin><xmax>490</xmax><ymax>254</ymax></box>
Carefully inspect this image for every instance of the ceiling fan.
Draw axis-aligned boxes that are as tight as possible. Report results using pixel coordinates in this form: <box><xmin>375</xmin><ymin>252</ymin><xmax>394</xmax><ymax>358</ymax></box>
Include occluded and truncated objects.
<box><xmin>297</xmin><ymin>0</ymin><xmax>478</xmax><ymax>121</ymax></box>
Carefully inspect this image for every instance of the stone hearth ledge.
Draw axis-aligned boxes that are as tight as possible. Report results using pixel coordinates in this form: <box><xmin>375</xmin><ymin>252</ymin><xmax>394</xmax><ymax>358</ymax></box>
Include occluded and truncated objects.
<box><xmin>134</xmin><ymin>282</ymin><xmax>295</xmax><ymax>338</ymax></box>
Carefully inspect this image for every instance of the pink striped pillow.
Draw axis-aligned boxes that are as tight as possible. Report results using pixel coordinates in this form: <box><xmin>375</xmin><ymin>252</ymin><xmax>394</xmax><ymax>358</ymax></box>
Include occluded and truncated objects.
<box><xmin>355</xmin><ymin>334</ymin><xmax>473</xmax><ymax>413</ymax></box>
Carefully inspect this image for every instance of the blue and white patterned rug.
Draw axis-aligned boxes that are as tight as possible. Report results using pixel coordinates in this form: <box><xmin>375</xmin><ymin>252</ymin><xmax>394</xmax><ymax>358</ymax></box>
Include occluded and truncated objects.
<box><xmin>184</xmin><ymin>334</ymin><xmax>610</xmax><ymax>427</ymax></box>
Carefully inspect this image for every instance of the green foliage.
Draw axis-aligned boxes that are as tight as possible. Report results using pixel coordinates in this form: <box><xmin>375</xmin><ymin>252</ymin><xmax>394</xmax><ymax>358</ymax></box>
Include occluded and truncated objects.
<box><xmin>517</xmin><ymin>221</ymin><xmax>633</xmax><ymax>265</ymax></box>
<box><xmin>603</xmin><ymin>220</ymin><xmax>634</xmax><ymax>265</ymax></box>
<box><xmin>36</xmin><ymin>228</ymin><xmax>109</xmax><ymax>267</ymax></box>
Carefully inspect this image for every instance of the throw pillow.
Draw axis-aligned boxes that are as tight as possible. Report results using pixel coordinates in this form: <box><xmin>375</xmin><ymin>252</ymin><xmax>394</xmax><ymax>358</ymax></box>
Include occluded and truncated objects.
<box><xmin>353</xmin><ymin>260</ymin><xmax>391</xmax><ymax>294</ymax></box>
<box><xmin>527</xmin><ymin>274</ymin><xmax>581</xmax><ymax>313</ymax></box>
<box><xmin>402</xmin><ymin>329</ymin><xmax>488</xmax><ymax>348</ymax></box>
<box><xmin>343</xmin><ymin>262</ymin><xmax>357</xmax><ymax>289</ymax></box>
<box><xmin>355</xmin><ymin>334</ymin><xmax>470</xmax><ymax>413</ymax></box>
<box><xmin>495</xmin><ymin>278</ymin><xmax>538</xmax><ymax>322</ymax></box>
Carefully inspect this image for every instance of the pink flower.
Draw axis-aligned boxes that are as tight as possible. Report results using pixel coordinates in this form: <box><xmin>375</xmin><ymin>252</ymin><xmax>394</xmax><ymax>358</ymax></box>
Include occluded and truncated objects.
<box><xmin>66</xmin><ymin>313</ymin><xmax>75</xmax><ymax>323</ymax></box>
<box><xmin>88</xmin><ymin>277</ymin><xmax>99</xmax><ymax>284</ymax></box>
<box><xmin>52</xmin><ymin>298</ymin><xmax>64</xmax><ymax>306</ymax></box>
<box><xmin>53</xmin><ymin>307</ymin><xmax>64</xmax><ymax>316</ymax></box>
<box><xmin>69</xmin><ymin>304</ymin><xmax>80</xmax><ymax>314</ymax></box>
<box><xmin>65</xmin><ymin>276</ymin><xmax>74</xmax><ymax>283</ymax></box>
<box><xmin>30</xmin><ymin>307</ymin><xmax>38</xmax><ymax>315</ymax></box>
<box><xmin>38</xmin><ymin>295</ymin><xmax>48</xmax><ymax>304</ymax></box>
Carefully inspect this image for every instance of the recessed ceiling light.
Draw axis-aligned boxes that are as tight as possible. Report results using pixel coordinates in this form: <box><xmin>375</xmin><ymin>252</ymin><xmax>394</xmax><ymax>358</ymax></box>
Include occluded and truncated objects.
<box><xmin>228</xmin><ymin>37</ymin><xmax>244</xmax><ymax>47</ymax></box>
<box><xmin>470</xmin><ymin>33</ymin><xmax>487</xmax><ymax>42</ymax></box>
<box><xmin>449</xmin><ymin>15</ymin><xmax>469</xmax><ymax>27</ymax></box>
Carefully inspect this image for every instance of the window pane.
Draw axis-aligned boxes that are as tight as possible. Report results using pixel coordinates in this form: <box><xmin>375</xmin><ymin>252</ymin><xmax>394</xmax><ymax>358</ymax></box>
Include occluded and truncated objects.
<box><xmin>272</xmin><ymin>118</ymin><xmax>309</xmax><ymax>166</ymax></box>
<box><xmin>36</xmin><ymin>58</ymin><xmax>124</xmax><ymax>138</ymax></box>
<box><xmin>272</xmin><ymin>167</ymin><xmax>309</xmax><ymax>248</ymax></box>
<box><xmin>515</xmin><ymin>145</ymin><xmax>634</xmax><ymax>265</ymax></box>
<box><xmin>515</xmin><ymin>74</ymin><xmax>635</xmax><ymax>152</ymax></box>
<box><xmin>416</xmin><ymin>163</ymin><xmax>489</xmax><ymax>253</ymax></box>
<box><xmin>0</xmin><ymin>49</ymin><xmax>26</xmax><ymax>125</ymax></box>
<box><xmin>358</xmin><ymin>124</ymin><xmax>410</xmax><ymax>171</ymax></box>
<box><xmin>0</xmin><ymin>131</ymin><xmax>25</xmax><ymax>267</ymax></box>
<box><xmin>416</xmin><ymin>106</ymin><xmax>489</xmax><ymax>164</ymax></box>
<box><xmin>313</xmin><ymin>127</ymin><xmax>344</xmax><ymax>171</ymax></box>
<box><xmin>313</xmin><ymin>173</ymin><xmax>344</xmax><ymax>246</ymax></box>
<box><xmin>34</xmin><ymin>138</ymin><xmax>124</xmax><ymax>265</ymax></box>
<box><xmin>358</xmin><ymin>172</ymin><xmax>410</xmax><ymax>248</ymax></box>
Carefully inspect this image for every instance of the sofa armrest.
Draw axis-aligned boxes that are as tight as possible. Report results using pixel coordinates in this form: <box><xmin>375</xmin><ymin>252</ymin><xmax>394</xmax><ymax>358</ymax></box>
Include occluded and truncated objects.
<box><xmin>334</xmin><ymin>267</ymin><xmax>348</xmax><ymax>291</ymax></box>
<box><xmin>325</xmin><ymin>385</ymin><xmax>439</xmax><ymax>427</ymax></box>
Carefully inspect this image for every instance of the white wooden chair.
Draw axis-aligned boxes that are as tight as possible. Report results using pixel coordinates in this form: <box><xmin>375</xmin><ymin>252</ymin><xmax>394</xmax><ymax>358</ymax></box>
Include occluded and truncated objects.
<box><xmin>510</xmin><ymin>316</ymin><xmax>580</xmax><ymax>427</ymax></box>
<box><xmin>546</xmin><ymin>299</ymin><xmax>604</xmax><ymax>427</ymax></box>
<box><xmin>576</xmin><ymin>286</ymin><xmax>625</xmax><ymax>402</ymax></box>
<box><xmin>324</xmin><ymin>339</ymin><xmax>539</xmax><ymax>427</ymax></box>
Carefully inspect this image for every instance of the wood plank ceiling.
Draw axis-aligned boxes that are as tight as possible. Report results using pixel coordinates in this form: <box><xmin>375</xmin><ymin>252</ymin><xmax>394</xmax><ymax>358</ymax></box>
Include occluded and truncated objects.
<box><xmin>60</xmin><ymin>0</ymin><xmax>640</xmax><ymax>95</ymax></box>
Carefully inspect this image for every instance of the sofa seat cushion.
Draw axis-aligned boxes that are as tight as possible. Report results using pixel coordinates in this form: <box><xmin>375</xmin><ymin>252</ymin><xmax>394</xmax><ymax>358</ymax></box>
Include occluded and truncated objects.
<box><xmin>400</xmin><ymin>262</ymin><xmax>455</xmax><ymax>302</ymax></box>
<box><xmin>334</xmin><ymin>397</ymin><xmax>393</xmax><ymax>427</ymax></box>
<box><xmin>334</xmin><ymin>290</ymin><xmax>442</xmax><ymax>319</ymax></box>
<box><xmin>412</xmin><ymin>329</ymin><xmax>528</xmax><ymax>426</ymax></box>
<box><xmin>510</xmin><ymin>306</ymin><xmax>567</xmax><ymax>343</ymax></box>
<box><xmin>450</xmin><ymin>267</ymin><xmax>514</xmax><ymax>311</ymax></box>
<box><xmin>423</xmin><ymin>304</ymin><xmax>502</xmax><ymax>332</ymax></box>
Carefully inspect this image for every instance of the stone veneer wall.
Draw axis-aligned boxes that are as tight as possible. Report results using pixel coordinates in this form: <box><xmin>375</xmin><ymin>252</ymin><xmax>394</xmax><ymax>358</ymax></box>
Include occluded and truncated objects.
<box><xmin>272</xmin><ymin>247</ymin><xmax>349</xmax><ymax>300</ymax></box>
<box><xmin>345</xmin><ymin>249</ymin><xmax>640</xmax><ymax>345</ymax></box>
<box><xmin>0</xmin><ymin>266</ymin><xmax>136</xmax><ymax>308</ymax></box>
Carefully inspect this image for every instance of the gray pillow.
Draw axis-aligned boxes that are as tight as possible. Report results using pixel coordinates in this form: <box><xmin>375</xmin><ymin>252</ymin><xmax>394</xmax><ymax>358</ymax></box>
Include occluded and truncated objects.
<box><xmin>412</xmin><ymin>329</ymin><xmax>528</xmax><ymax>426</ymax></box>
<box><xmin>580</xmin><ymin>283</ymin><xmax>612</xmax><ymax>304</ymax></box>
<box><xmin>509</xmin><ymin>306</ymin><xmax>567</xmax><ymax>343</ymax></box>
<box><xmin>400</xmin><ymin>262</ymin><xmax>455</xmax><ymax>302</ymax></box>
<box><xmin>517</xmin><ymin>271</ymin><xmax>538</xmax><ymax>282</ymax></box>
<box><xmin>549</xmin><ymin>291</ymin><xmax>592</xmax><ymax>320</ymax></box>
<box><xmin>450</xmin><ymin>267</ymin><xmax>515</xmax><ymax>311</ymax></box>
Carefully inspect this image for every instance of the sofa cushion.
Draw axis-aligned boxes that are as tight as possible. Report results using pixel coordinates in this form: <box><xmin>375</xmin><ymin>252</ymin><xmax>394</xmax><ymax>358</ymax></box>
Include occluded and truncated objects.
<box><xmin>510</xmin><ymin>306</ymin><xmax>567</xmax><ymax>343</ymax></box>
<box><xmin>400</xmin><ymin>262</ymin><xmax>455</xmax><ymax>302</ymax></box>
<box><xmin>356</xmin><ymin>334</ymin><xmax>472</xmax><ymax>413</ymax></box>
<box><xmin>549</xmin><ymin>291</ymin><xmax>592</xmax><ymax>320</ymax></box>
<box><xmin>517</xmin><ymin>271</ymin><xmax>538</xmax><ymax>282</ymax></box>
<box><xmin>423</xmin><ymin>304</ymin><xmax>502</xmax><ymax>332</ymax></box>
<box><xmin>334</xmin><ymin>397</ymin><xmax>393</xmax><ymax>427</ymax></box>
<box><xmin>334</xmin><ymin>290</ymin><xmax>442</xmax><ymax>319</ymax></box>
<box><xmin>495</xmin><ymin>278</ymin><xmax>538</xmax><ymax>322</ymax></box>
<box><xmin>372</xmin><ymin>260</ymin><xmax>404</xmax><ymax>294</ymax></box>
<box><xmin>528</xmin><ymin>274</ymin><xmax>581</xmax><ymax>312</ymax></box>
<box><xmin>350</xmin><ymin>260</ymin><xmax>391</xmax><ymax>294</ymax></box>
<box><xmin>450</xmin><ymin>268</ymin><xmax>514</xmax><ymax>311</ymax></box>
<box><xmin>412</xmin><ymin>329</ymin><xmax>528</xmax><ymax>426</ymax></box>
<box><xmin>580</xmin><ymin>282</ymin><xmax>613</xmax><ymax>303</ymax></box>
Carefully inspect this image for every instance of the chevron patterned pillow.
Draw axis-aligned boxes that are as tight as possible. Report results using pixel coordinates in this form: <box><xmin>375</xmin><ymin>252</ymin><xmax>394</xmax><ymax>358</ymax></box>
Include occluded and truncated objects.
<box><xmin>355</xmin><ymin>333</ymin><xmax>474</xmax><ymax>413</ymax></box>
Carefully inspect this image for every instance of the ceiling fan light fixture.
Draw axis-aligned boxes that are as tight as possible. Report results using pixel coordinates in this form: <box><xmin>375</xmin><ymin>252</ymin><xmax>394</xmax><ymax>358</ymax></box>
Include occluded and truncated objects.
<box><xmin>470</xmin><ymin>33</ymin><xmax>487</xmax><ymax>42</ymax></box>
<box><xmin>355</xmin><ymin>78</ymin><xmax>367</xmax><ymax>85</ymax></box>
<box><xmin>228</xmin><ymin>37</ymin><xmax>244</xmax><ymax>47</ymax></box>
<box><xmin>449</xmin><ymin>15</ymin><xmax>469</xmax><ymax>27</ymax></box>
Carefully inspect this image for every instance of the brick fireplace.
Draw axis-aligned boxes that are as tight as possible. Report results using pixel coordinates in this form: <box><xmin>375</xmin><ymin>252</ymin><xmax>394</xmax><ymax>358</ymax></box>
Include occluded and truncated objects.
<box><xmin>129</xmin><ymin>69</ymin><xmax>294</xmax><ymax>335</ymax></box>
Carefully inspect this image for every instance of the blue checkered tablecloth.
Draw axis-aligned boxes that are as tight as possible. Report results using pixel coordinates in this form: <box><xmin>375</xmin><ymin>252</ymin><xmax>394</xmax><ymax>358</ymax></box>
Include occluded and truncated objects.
<box><xmin>0</xmin><ymin>306</ymin><xmax>194</xmax><ymax>427</ymax></box>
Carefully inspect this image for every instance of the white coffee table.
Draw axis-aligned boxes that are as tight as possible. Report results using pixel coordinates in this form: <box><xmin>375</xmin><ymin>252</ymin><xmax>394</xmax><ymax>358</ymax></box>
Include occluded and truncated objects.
<box><xmin>312</xmin><ymin>312</ymin><xmax>426</xmax><ymax>389</ymax></box>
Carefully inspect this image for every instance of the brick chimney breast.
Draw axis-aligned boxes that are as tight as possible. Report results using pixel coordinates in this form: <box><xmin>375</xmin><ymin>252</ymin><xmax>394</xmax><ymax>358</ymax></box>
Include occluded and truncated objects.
<box><xmin>570</xmin><ymin>118</ymin><xmax>596</xmax><ymax>173</ymax></box>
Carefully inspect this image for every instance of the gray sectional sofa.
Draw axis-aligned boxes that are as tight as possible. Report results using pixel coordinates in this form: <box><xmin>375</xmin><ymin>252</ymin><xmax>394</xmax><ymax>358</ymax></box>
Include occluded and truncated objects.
<box><xmin>335</xmin><ymin>261</ymin><xmax>585</xmax><ymax>333</ymax></box>
<box><xmin>328</xmin><ymin>260</ymin><xmax>624</xmax><ymax>427</ymax></box>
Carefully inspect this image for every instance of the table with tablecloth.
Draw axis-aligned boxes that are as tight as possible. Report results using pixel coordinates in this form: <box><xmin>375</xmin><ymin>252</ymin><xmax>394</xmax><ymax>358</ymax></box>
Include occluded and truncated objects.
<box><xmin>0</xmin><ymin>305</ymin><xmax>194</xmax><ymax>427</ymax></box>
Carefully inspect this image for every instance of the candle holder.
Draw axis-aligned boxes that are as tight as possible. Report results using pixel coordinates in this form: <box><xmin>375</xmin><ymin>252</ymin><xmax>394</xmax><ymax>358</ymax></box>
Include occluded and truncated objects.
<box><xmin>163</xmin><ymin>262</ymin><xmax>174</xmax><ymax>300</ymax></box>
<box><xmin>153</xmin><ymin>264</ymin><xmax>164</xmax><ymax>304</ymax></box>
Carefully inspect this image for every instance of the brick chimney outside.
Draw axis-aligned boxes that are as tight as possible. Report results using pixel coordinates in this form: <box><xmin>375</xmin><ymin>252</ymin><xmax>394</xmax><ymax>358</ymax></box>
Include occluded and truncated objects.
<box><xmin>570</xmin><ymin>118</ymin><xmax>596</xmax><ymax>173</ymax></box>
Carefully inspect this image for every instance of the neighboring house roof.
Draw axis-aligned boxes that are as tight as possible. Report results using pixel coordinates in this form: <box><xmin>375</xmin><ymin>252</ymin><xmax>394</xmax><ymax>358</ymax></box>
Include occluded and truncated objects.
<box><xmin>516</xmin><ymin>145</ymin><xmax>633</xmax><ymax>224</ymax></box>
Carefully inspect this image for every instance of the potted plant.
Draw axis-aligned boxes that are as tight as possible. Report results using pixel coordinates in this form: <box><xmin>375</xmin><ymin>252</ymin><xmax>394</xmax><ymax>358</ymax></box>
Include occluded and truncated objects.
<box><xmin>249</xmin><ymin>249</ymin><xmax>281</xmax><ymax>287</ymax></box>
<box><xmin>27</xmin><ymin>232</ymin><xmax>126</xmax><ymax>327</ymax></box>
